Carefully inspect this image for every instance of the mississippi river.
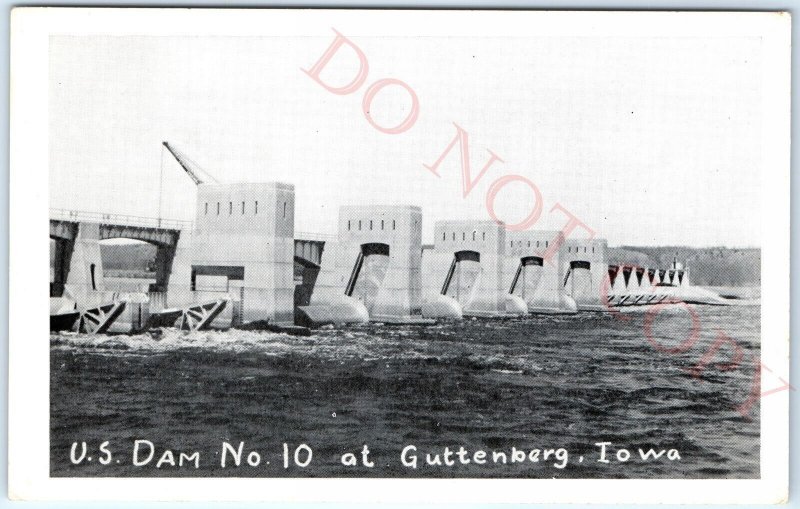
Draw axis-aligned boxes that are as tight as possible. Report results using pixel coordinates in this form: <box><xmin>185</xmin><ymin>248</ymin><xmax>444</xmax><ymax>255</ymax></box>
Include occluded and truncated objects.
<box><xmin>50</xmin><ymin>304</ymin><xmax>760</xmax><ymax>478</ymax></box>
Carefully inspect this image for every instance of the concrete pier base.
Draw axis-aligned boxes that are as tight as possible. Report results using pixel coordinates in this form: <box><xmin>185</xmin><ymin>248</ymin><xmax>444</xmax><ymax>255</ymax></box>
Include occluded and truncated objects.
<box><xmin>560</xmin><ymin>239</ymin><xmax>609</xmax><ymax>311</ymax></box>
<box><xmin>303</xmin><ymin>205</ymin><xmax>426</xmax><ymax>324</ymax></box>
<box><xmin>422</xmin><ymin>221</ymin><xmax>526</xmax><ymax>318</ymax></box>
<box><xmin>63</xmin><ymin>222</ymin><xmax>106</xmax><ymax>302</ymax></box>
<box><xmin>505</xmin><ymin>231</ymin><xmax>578</xmax><ymax>315</ymax></box>
<box><xmin>190</xmin><ymin>182</ymin><xmax>295</xmax><ymax>326</ymax></box>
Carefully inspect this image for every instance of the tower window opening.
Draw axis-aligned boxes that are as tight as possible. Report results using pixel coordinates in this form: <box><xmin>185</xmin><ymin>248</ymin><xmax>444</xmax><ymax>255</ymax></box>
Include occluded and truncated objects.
<box><xmin>381</xmin><ymin>220</ymin><xmax>385</xmax><ymax>230</ymax></box>
<box><xmin>442</xmin><ymin>232</ymin><xmax>446</xmax><ymax>241</ymax></box>
<box><xmin>348</xmin><ymin>220</ymin><xmax>351</xmax><ymax>231</ymax></box>
<box><xmin>241</xmin><ymin>201</ymin><xmax>245</xmax><ymax>214</ymax></box>
<box><xmin>592</xmin><ymin>247</ymin><xmax>595</xmax><ymax>253</ymax></box>
<box><xmin>283</xmin><ymin>202</ymin><xmax>287</xmax><ymax>219</ymax></box>
<box><xmin>358</xmin><ymin>220</ymin><xmax>362</xmax><ymax>230</ymax></box>
<box><xmin>462</xmin><ymin>232</ymin><xmax>465</xmax><ymax>241</ymax></box>
<box><xmin>216</xmin><ymin>202</ymin><xmax>220</xmax><ymax>215</ymax></box>
<box><xmin>545</xmin><ymin>241</ymin><xmax>549</xmax><ymax>247</ymax></box>
<box><xmin>255</xmin><ymin>201</ymin><xmax>258</xmax><ymax>214</ymax></box>
<box><xmin>392</xmin><ymin>220</ymin><xmax>396</xmax><ymax>230</ymax></box>
<box><xmin>527</xmin><ymin>241</ymin><xmax>530</xmax><ymax>247</ymax></box>
<box><xmin>370</xmin><ymin>220</ymin><xmax>373</xmax><ymax>230</ymax></box>
<box><xmin>204</xmin><ymin>202</ymin><xmax>208</xmax><ymax>215</ymax></box>
<box><xmin>452</xmin><ymin>232</ymin><xmax>455</xmax><ymax>241</ymax></box>
<box><xmin>482</xmin><ymin>232</ymin><xmax>486</xmax><ymax>241</ymax></box>
<box><xmin>472</xmin><ymin>230</ymin><xmax>476</xmax><ymax>241</ymax></box>
<box><xmin>584</xmin><ymin>247</ymin><xmax>587</xmax><ymax>253</ymax></box>
<box><xmin>536</xmin><ymin>241</ymin><xmax>540</xmax><ymax>247</ymax></box>
<box><xmin>229</xmin><ymin>202</ymin><xmax>232</xmax><ymax>215</ymax></box>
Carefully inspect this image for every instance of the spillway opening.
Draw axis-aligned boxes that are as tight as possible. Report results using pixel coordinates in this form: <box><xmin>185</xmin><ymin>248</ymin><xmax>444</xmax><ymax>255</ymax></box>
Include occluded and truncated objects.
<box><xmin>190</xmin><ymin>265</ymin><xmax>244</xmax><ymax>292</ymax></box>
<box><xmin>566</xmin><ymin>260</ymin><xmax>593</xmax><ymax>302</ymax></box>
<box><xmin>622</xmin><ymin>266</ymin><xmax>633</xmax><ymax>287</ymax></box>
<box><xmin>636</xmin><ymin>267</ymin><xmax>646</xmax><ymax>286</ymax></box>
<box><xmin>607</xmin><ymin>264</ymin><xmax>620</xmax><ymax>287</ymax></box>
<box><xmin>510</xmin><ymin>255</ymin><xmax>544</xmax><ymax>297</ymax></box>
<box><xmin>345</xmin><ymin>242</ymin><xmax>391</xmax><ymax>313</ymax></box>
<box><xmin>99</xmin><ymin>238</ymin><xmax>160</xmax><ymax>292</ymax></box>
<box><xmin>441</xmin><ymin>250</ymin><xmax>481</xmax><ymax>306</ymax></box>
<box><xmin>294</xmin><ymin>257</ymin><xmax>321</xmax><ymax>323</ymax></box>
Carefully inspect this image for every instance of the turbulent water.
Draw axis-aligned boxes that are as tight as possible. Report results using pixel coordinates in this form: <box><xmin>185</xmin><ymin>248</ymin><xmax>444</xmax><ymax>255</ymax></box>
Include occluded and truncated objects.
<box><xmin>51</xmin><ymin>304</ymin><xmax>760</xmax><ymax>478</ymax></box>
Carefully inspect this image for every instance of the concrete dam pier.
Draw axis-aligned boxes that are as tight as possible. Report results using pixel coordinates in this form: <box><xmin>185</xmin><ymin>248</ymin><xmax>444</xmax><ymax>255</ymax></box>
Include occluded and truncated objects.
<box><xmin>301</xmin><ymin>205</ymin><xmax>429</xmax><ymax>325</ymax></box>
<box><xmin>191</xmin><ymin>182</ymin><xmax>296</xmax><ymax>325</ymax></box>
<box><xmin>50</xmin><ymin>180</ymin><xmax>718</xmax><ymax>333</ymax></box>
<box><xmin>422</xmin><ymin>221</ymin><xmax>527</xmax><ymax>319</ymax></box>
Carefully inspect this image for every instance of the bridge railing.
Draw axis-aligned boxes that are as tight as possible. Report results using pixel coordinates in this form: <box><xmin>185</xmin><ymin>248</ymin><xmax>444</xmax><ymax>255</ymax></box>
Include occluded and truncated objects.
<box><xmin>51</xmin><ymin>209</ymin><xmax>338</xmax><ymax>239</ymax></box>
<box><xmin>50</xmin><ymin>208</ymin><xmax>194</xmax><ymax>230</ymax></box>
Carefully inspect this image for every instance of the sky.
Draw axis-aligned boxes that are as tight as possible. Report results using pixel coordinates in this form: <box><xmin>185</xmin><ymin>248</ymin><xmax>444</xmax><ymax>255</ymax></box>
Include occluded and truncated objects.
<box><xmin>49</xmin><ymin>34</ymin><xmax>762</xmax><ymax>247</ymax></box>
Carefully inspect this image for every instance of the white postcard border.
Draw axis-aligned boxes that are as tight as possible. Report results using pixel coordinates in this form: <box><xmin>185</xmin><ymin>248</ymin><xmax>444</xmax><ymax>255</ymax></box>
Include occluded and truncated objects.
<box><xmin>8</xmin><ymin>8</ymin><xmax>791</xmax><ymax>503</ymax></box>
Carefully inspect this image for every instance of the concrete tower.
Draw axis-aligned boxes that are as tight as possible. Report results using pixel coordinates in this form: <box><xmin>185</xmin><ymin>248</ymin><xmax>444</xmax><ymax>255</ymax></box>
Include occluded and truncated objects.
<box><xmin>190</xmin><ymin>182</ymin><xmax>295</xmax><ymax>325</ymax></box>
<box><xmin>505</xmin><ymin>230</ymin><xmax>577</xmax><ymax>314</ymax></box>
<box><xmin>302</xmin><ymin>205</ymin><xmax>425</xmax><ymax>324</ymax></box>
<box><xmin>422</xmin><ymin>220</ymin><xmax>527</xmax><ymax>318</ymax></box>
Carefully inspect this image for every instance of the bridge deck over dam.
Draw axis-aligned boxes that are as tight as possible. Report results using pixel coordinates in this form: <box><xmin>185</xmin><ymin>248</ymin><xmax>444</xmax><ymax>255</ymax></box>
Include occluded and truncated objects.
<box><xmin>50</xmin><ymin>210</ymin><xmax>328</xmax><ymax>279</ymax></box>
<box><xmin>49</xmin><ymin>209</ymin><xmax>331</xmax><ymax>324</ymax></box>
<box><xmin>50</xmin><ymin>209</ymin><xmax>192</xmax><ymax>296</ymax></box>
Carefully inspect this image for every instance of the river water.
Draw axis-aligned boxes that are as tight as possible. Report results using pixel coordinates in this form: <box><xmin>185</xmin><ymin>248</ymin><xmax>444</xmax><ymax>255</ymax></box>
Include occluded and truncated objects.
<box><xmin>50</xmin><ymin>303</ymin><xmax>760</xmax><ymax>478</ymax></box>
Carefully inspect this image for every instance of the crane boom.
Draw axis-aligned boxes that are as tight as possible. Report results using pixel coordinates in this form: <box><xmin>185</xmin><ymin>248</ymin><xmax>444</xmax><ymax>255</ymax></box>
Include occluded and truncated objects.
<box><xmin>162</xmin><ymin>141</ymin><xmax>216</xmax><ymax>185</ymax></box>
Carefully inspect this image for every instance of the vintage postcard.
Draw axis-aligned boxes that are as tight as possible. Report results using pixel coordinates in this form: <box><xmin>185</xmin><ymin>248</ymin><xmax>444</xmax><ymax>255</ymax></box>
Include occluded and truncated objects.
<box><xmin>8</xmin><ymin>8</ymin><xmax>791</xmax><ymax>504</ymax></box>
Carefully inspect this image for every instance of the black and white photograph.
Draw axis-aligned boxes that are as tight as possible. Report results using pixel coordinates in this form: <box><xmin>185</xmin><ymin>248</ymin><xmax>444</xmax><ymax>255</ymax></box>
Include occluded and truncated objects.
<box><xmin>8</xmin><ymin>8</ymin><xmax>791</xmax><ymax>504</ymax></box>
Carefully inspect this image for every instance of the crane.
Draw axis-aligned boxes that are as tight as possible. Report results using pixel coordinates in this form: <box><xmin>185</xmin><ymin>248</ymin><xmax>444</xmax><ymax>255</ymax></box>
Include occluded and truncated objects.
<box><xmin>162</xmin><ymin>141</ymin><xmax>218</xmax><ymax>185</ymax></box>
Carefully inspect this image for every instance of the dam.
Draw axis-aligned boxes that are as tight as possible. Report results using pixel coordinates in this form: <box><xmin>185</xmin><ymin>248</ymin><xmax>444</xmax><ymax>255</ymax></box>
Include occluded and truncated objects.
<box><xmin>49</xmin><ymin>151</ymin><xmax>723</xmax><ymax>333</ymax></box>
